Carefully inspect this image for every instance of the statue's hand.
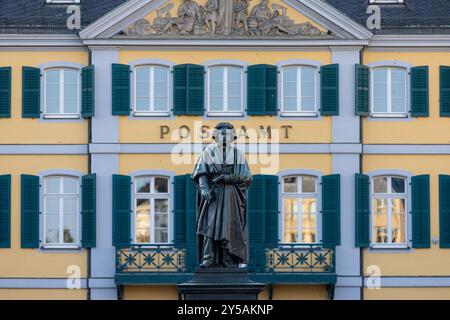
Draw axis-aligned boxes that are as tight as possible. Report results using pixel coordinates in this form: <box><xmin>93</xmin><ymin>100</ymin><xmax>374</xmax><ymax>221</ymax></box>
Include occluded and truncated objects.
<box><xmin>200</xmin><ymin>188</ymin><xmax>212</xmax><ymax>202</ymax></box>
<box><xmin>224</xmin><ymin>174</ymin><xmax>239</xmax><ymax>184</ymax></box>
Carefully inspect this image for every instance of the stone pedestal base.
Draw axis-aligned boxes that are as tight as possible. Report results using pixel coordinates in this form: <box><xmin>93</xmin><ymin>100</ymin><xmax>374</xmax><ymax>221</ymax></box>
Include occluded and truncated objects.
<box><xmin>177</xmin><ymin>268</ymin><xmax>265</xmax><ymax>300</ymax></box>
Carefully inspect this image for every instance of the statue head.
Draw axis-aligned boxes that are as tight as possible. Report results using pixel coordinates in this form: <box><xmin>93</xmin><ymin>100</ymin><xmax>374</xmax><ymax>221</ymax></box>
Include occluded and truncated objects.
<box><xmin>212</xmin><ymin>122</ymin><xmax>237</xmax><ymax>147</ymax></box>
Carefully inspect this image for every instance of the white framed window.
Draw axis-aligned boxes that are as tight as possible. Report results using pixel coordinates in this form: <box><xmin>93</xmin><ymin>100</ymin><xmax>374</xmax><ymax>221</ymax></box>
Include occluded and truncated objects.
<box><xmin>207</xmin><ymin>65</ymin><xmax>244</xmax><ymax>116</ymax></box>
<box><xmin>371</xmin><ymin>175</ymin><xmax>408</xmax><ymax>247</ymax></box>
<box><xmin>281</xmin><ymin>175</ymin><xmax>318</xmax><ymax>244</ymax></box>
<box><xmin>134</xmin><ymin>65</ymin><xmax>170</xmax><ymax>116</ymax></box>
<box><xmin>134</xmin><ymin>176</ymin><xmax>170</xmax><ymax>244</ymax></box>
<box><xmin>43</xmin><ymin>176</ymin><xmax>80</xmax><ymax>248</ymax></box>
<box><xmin>44</xmin><ymin>68</ymin><xmax>80</xmax><ymax>118</ymax></box>
<box><xmin>371</xmin><ymin>67</ymin><xmax>408</xmax><ymax>117</ymax></box>
<box><xmin>281</xmin><ymin>65</ymin><xmax>318</xmax><ymax>116</ymax></box>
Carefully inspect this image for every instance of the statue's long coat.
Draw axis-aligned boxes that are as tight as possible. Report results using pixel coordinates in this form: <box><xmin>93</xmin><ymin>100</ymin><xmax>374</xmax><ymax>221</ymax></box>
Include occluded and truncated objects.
<box><xmin>192</xmin><ymin>143</ymin><xmax>252</xmax><ymax>262</ymax></box>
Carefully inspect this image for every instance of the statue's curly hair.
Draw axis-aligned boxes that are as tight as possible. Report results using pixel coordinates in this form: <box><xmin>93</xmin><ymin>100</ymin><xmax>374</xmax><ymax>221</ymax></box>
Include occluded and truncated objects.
<box><xmin>212</xmin><ymin>122</ymin><xmax>237</xmax><ymax>141</ymax></box>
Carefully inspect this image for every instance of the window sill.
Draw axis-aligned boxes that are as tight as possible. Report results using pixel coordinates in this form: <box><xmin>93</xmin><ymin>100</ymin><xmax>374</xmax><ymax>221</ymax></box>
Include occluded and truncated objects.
<box><xmin>370</xmin><ymin>113</ymin><xmax>409</xmax><ymax>118</ymax></box>
<box><xmin>206</xmin><ymin>112</ymin><xmax>245</xmax><ymax>117</ymax></box>
<box><xmin>280</xmin><ymin>112</ymin><xmax>319</xmax><ymax>118</ymax></box>
<box><xmin>43</xmin><ymin>114</ymin><xmax>80</xmax><ymax>119</ymax></box>
<box><xmin>41</xmin><ymin>244</ymin><xmax>81</xmax><ymax>250</ymax></box>
<box><xmin>370</xmin><ymin>244</ymin><xmax>410</xmax><ymax>250</ymax></box>
<box><xmin>133</xmin><ymin>112</ymin><xmax>170</xmax><ymax>117</ymax></box>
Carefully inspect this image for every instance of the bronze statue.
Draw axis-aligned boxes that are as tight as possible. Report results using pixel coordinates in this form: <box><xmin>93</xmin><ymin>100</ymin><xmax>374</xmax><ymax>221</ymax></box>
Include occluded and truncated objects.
<box><xmin>192</xmin><ymin>123</ymin><xmax>252</xmax><ymax>268</ymax></box>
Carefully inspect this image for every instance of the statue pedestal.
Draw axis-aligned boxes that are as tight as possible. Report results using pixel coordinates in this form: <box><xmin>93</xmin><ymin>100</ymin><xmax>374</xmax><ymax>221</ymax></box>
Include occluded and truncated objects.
<box><xmin>177</xmin><ymin>268</ymin><xmax>265</xmax><ymax>300</ymax></box>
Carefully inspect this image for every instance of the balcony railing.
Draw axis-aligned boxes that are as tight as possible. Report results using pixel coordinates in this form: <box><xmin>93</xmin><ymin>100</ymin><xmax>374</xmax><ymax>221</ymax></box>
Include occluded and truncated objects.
<box><xmin>115</xmin><ymin>244</ymin><xmax>336</xmax><ymax>284</ymax></box>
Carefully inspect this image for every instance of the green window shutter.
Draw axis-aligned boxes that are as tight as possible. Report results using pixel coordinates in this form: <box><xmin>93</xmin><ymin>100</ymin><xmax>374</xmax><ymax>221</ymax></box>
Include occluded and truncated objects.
<box><xmin>355</xmin><ymin>64</ymin><xmax>369</xmax><ymax>116</ymax></box>
<box><xmin>185</xmin><ymin>174</ymin><xmax>198</xmax><ymax>272</ymax></box>
<box><xmin>265</xmin><ymin>175</ymin><xmax>279</xmax><ymax>249</ymax></box>
<box><xmin>173</xmin><ymin>175</ymin><xmax>187</xmax><ymax>248</ymax></box>
<box><xmin>173</xmin><ymin>64</ymin><xmax>204</xmax><ymax>116</ymax></box>
<box><xmin>22</xmin><ymin>67</ymin><xmax>41</xmax><ymax>118</ymax></box>
<box><xmin>81</xmin><ymin>65</ymin><xmax>95</xmax><ymax>118</ymax></box>
<box><xmin>248</xmin><ymin>175</ymin><xmax>267</xmax><ymax>272</ymax></box>
<box><xmin>21</xmin><ymin>175</ymin><xmax>40</xmax><ymax>249</ymax></box>
<box><xmin>112</xmin><ymin>174</ymin><xmax>131</xmax><ymax>248</ymax></box>
<box><xmin>111</xmin><ymin>64</ymin><xmax>130</xmax><ymax>116</ymax></box>
<box><xmin>81</xmin><ymin>174</ymin><xmax>96</xmax><ymax>248</ymax></box>
<box><xmin>0</xmin><ymin>175</ymin><xmax>11</xmax><ymax>248</ymax></box>
<box><xmin>173</xmin><ymin>174</ymin><xmax>198</xmax><ymax>271</ymax></box>
<box><xmin>355</xmin><ymin>174</ymin><xmax>370</xmax><ymax>247</ymax></box>
<box><xmin>439</xmin><ymin>175</ymin><xmax>450</xmax><ymax>248</ymax></box>
<box><xmin>412</xmin><ymin>175</ymin><xmax>430</xmax><ymax>248</ymax></box>
<box><xmin>320</xmin><ymin>64</ymin><xmax>339</xmax><ymax>116</ymax></box>
<box><xmin>0</xmin><ymin>67</ymin><xmax>12</xmax><ymax>118</ymax></box>
<box><xmin>322</xmin><ymin>174</ymin><xmax>341</xmax><ymax>248</ymax></box>
<box><xmin>247</xmin><ymin>64</ymin><xmax>278</xmax><ymax>116</ymax></box>
<box><xmin>440</xmin><ymin>66</ymin><xmax>450</xmax><ymax>117</ymax></box>
<box><xmin>411</xmin><ymin>66</ymin><xmax>429</xmax><ymax>117</ymax></box>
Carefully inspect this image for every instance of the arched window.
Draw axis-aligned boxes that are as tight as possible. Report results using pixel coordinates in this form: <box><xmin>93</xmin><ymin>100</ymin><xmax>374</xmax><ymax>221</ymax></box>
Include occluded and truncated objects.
<box><xmin>207</xmin><ymin>65</ymin><xmax>244</xmax><ymax>115</ymax></box>
<box><xmin>134</xmin><ymin>65</ymin><xmax>170</xmax><ymax>115</ymax></box>
<box><xmin>43</xmin><ymin>175</ymin><xmax>80</xmax><ymax>246</ymax></box>
<box><xmin>371</xmin><ymin>67</ymin><xmax>407</xmax><ymax>116</ymax></box>
<box><xmin>44</xmin><ymin>68</ymin><xmax>80</xmax><ymax>117</ymax></box>
<box><xmin>281</xmin><ymin>175</ymin><xmax>318</xmax><ymax>244</ymax></box>
<box><xmin>281</xmin><ymin>65</ymin><xmax>317</xmax><ymax>115</ymax></box>
<box><xmin>134</xmin><ymin>175</ymin><xmax>170</xmax><ymax>244</ymax></box>
<box><xmin>371</xmin><ymin>175</ymin><xmax>407</xmax><ymax>245</ymax></box>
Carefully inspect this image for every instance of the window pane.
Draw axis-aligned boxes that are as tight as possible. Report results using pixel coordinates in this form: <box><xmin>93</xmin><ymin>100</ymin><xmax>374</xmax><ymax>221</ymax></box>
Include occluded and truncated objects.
<box><xmin>301</xmin><ymin>198</ymin><xmax>316</xmax><ymax>243</ymax></box>
<box><xmin>373</xmin><ymin>177</ymin><xmax>388</xmax><ymax>193</ymax></box>
<box><xmin>155</xmin><ymin>177</ymin><xmax>168</xmax><ymax>193</ymax></box>
<box><xmin>46</xmin><ymin>229</ymin><xmax>59</xmax><ymax>244</ymax></box>
<box><xmin>301</xmin><ymin>81</ymin><xmax>315</xmax><ymax>97</ymax></box>
<box><xmin>301</xmin><ymin>98</ymin><xmax>315</xmax><ymax>112</ymax></box>
<box><xmin>391</xmin><ymin>68</ymin><xmax>406</xmax><ymax>83</ymax></box>
<box><xmin>63</xmin><ymin>198</ymin><xmax>78</xmax><ymax>244</ymax></box>
<box><xmin>45</xmin><ymin>177</ymin><xmax>60</xmax><ymax>194</ymax></box>
<box><xmin>283</xmin><ymin>198</ymin><xmax>298</xmax><ymax>243</ymax></box>
<box><xmin>284</xmin><ymin>177</ymin><xmax>297</xmax><ymax>193</ymax></box>
<box><xmin>210</xmin><ymin>82</ymin><xmax>223</xmax><ymax>97</ymax></box>
<box><xmin>373</xmin><ymin>198</ymin><xmax>388</xmax><ymax>244</ymax></box>
<box><xmin>154</xmin><ymin>82</ymin><xmax>167</xmax><ymax>97</ymax></box>
<box><xmin>209</xmin><ymin>68</ymin><xmax>223</xmax><ymax>82</ymax></box>
<box><xmin>228</xmin><ymin>97</ymin><xmax>242</xmax><ymax>111</ymax></box>
<box><xmin>391</xmin><ymin>97</ymin><xmax>406</xmax><ymax>113</ymax></box>
<box><xmin>64</xmin><ymin>70</ymin><xmax>78</xmax><ymax>84</ymax></box>
<box><xmin>46</xmin><ymin>99</ymin><xmax>60</xmax><ymax>114</ymax></box>
<box><xmin>283</xmin><ymin>82</ymin><xmax>297</xmax><ymax>98</ymax></box>
<box><xmin>301</xmin><ymin>176</ymin><xmax>316</xmax><ymax>193</ymax></box>
<box><xmin>64</xmin><ymin>84</ymin><xmax>77</xmax><ymax>99</ymax></box>
<box><xmin>136</xmin><ymin>82</ymin><xmax>149</xmax><ymax>97</ymax></box>
<box><xmin>46</xmin><ymin>83</ymin><xmax>60</xmax><ymax>99</ymax></box>
<box><xmin>136</xmin><ymin>97</ymin><xmax>150</xmax><ymax>112</ymax></box>
<box><xmin>283</xmin><ymin>67</ymin><xmax>297</xmax><ymax>82</ymax></box>
<box><xmin>228</xmin><ymin>67</ymin><xmax>241</xmax><ymax>82</ymax></box>
<box><xmin>391</xmin><ymin>198</ymin><xmax>406</xmax><ymax>244</ymax></box>
<box><xmin>154</xmin><ymin>98</ymin><xmax>168</xmax><ymax>112</ymax></box>
<box><xmin>373</xmin><ymin>69</ymin><xmax>388</xmax><ymax>113</ymax></box>
<box><xmin>46</xmin><ymin>70</ymin><xmax>60</xmax><ymax>83</ymax></box>
<box><xmin>136</xmin><ymin>177</ymin><xmax>151</xmax><ymax>193</ymax></box>
<box><xmin>45</xmin><ymin>197</ymin><xmax>59</xmax><ymax>243</ymax></box>
<box><xmin>154</xmin><ymin>67</ymin><xmax>168</xmax><ymax>82</ymax></box>
<box><xmin>391</xmin><ymin>177</ymin><xmax>405</xmax><ymax>194</ymax></box>
<box><xmin>136</xmin><ymin>67</ymin><xmax>150</xmax><ymax>82</ymax></box>
<box><xmin>209</xmin><ymin>97</ymin><xmax>223</xmax><ymax>111</ymax></box>
<box><xmin>63</xmin><ymin>177</ymin><xmax>78</xmax><ymax>194</ymax></box>
<box><xmin>155</xmin><ymin>199</ymin><xmax>168</xmax><ymax>214</ymax></box>
<box><xmin>228</xmin><ymin>81</ymin><xmax>241</xmax><ymax>97</ymax></box>
<box><xmin>64</xmin><ymin>229</ymin><xmax>77</xmax><ymax>244</ymax></box>
<box><xmin>155</xmin><ymin>229</ymin><xmax>168</xmax><ymax>243</ymax></box>
<box><xmin>64</xmin><ymin>99</ymin><xmax>78</xmax><ymax>114</ymax></box>
<box><xmin>283</xmin><ymin>97</ymin><xmax>297</xmax><ymax>112</ymax></box>
<box><xmin>136</xmin><ymin>199</ymin><xmax>150</xmax><ymax>243</ymax></box>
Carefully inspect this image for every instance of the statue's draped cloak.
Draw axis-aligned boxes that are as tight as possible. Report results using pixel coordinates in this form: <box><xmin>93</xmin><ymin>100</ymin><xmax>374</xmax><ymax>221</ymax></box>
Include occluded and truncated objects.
<box><xmin>192</xmin><ymin>143</ymin><xmax>252</xmax><ymax>262</ymax></box>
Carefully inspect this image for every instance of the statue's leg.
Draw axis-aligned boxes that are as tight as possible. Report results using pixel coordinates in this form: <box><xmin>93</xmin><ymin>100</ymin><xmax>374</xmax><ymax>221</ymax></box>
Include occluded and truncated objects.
<box><xmin>221</xmin><ymin>240</ymin><xmax>237</xmax><ymax>268</ymax></box>
<box><xmin>200</xmin><ymin>236</ymin><xmax>215</xmax><ymax>268</ymax></box>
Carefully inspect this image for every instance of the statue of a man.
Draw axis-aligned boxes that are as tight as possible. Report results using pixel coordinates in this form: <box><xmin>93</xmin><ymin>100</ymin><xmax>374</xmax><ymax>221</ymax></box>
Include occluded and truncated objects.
<box><xmin>192</xmin><ymin>122</ymin><xmax>252</xmax><ymax>268</ymax></box>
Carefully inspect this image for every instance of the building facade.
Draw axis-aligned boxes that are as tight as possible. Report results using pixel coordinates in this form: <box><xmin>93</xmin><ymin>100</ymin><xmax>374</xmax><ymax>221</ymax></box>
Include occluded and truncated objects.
<box><xmin>0</xmin><ymin>0</ymin><xmax>449</xmax><ymax>300</ymax></box>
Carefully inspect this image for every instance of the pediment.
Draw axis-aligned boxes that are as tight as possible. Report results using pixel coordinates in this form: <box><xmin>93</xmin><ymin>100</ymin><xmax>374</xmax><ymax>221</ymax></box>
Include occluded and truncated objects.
<box><xmin>80</xmin><ymin>0</ymin><xmax>372</xmax><ymax>41</ymax></box>
<box><xmin>119</xmin><ymin>0</ymin><xmax>332</xmax><ymax>39</ymax></box>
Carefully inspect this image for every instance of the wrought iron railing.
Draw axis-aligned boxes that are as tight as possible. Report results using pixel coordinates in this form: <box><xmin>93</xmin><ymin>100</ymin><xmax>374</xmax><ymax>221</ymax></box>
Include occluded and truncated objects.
<box><xmin>265</xmin><ymin>244</ymin><xmax>335</xmax><ymax>273</ymax></box>
<box><xmin>116</xmin><ymin>245</ymin><xmax>186</xmax><ymax>273</ymax></box>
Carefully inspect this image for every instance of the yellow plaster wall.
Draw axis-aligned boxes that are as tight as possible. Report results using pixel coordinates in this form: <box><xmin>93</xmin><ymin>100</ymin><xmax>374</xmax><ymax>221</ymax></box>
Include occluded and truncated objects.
<box><xmin>363</xmin><ymin>155</ymin><xmax>450</xmax><ymax>276</ymax></box>
<box><xmin>364</xmin><ymin>287</ymin><xmax>450</xmax><ymax>300</ymax></box>
<box><xmin>0</xmin><ymin>289</ymin><xmax>87</xmax><ymax>300</ymax></box>
<box><xmin>119</xmin><ymin>153</ymin><xmax>332</xmax><ymax>176</ymax></box>
<box><xmin>0</xmin><ymin>50</ymin><xmax>89</xmax><ymax>144</ymax></box>
<box><xmin>118</xmin><ymin>50</ymin><xmax>332</xmax><ymax>144</ymax></box>
<box><xmin>122</xmin><ymin>285</ymin><xmax>179</xmax><ymax>300</ymax></box>
<box><xmin>363</xmin><ymin>51</ymin><xmax>450</xmax><ymax>144</ymax></box>
<box><xmin>0</xmin><ymin>155</ymin><xmax>88</xmax><ymax>278</ymax></box>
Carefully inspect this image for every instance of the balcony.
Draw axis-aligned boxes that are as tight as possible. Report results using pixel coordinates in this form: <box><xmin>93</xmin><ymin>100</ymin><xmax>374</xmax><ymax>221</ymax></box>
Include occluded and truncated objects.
<box><xmin>115</xmin><ymin>244</ymin><xmax>336</xmax><ymax>285</ymax></box>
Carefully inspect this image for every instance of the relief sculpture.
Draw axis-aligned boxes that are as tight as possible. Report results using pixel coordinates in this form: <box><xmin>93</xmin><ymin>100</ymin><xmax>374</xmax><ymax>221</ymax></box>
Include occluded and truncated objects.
<box><xmin>122</xmin><ymin>0</ymin><xmax>331</xmax><ymax>38</ymax></box>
